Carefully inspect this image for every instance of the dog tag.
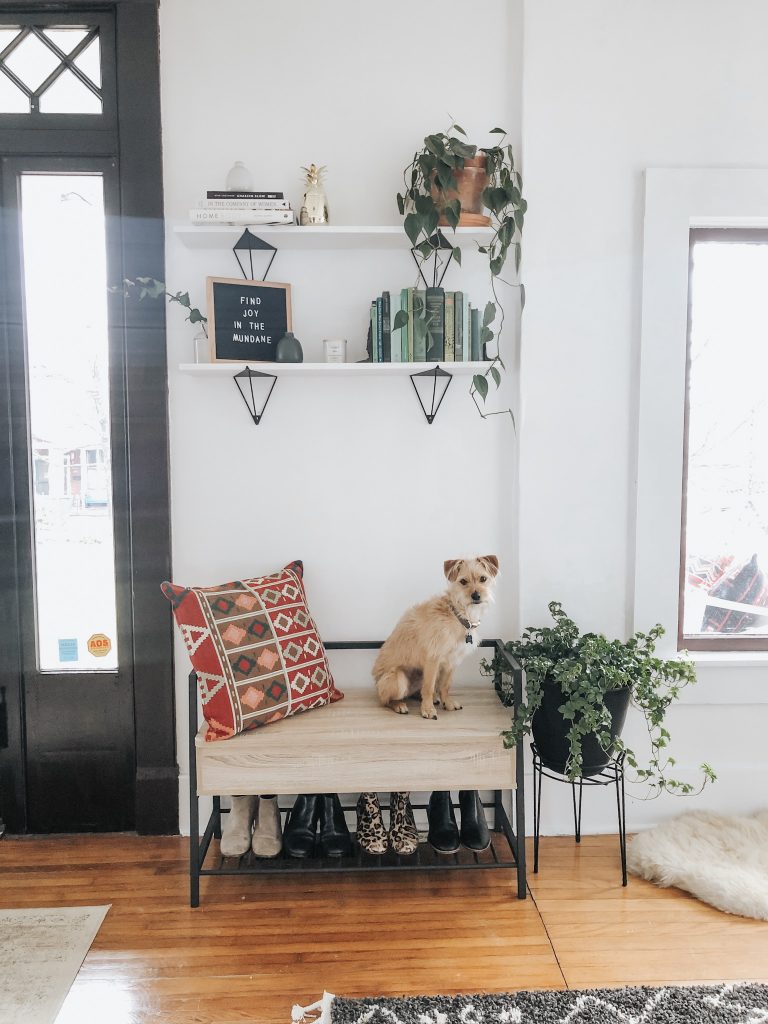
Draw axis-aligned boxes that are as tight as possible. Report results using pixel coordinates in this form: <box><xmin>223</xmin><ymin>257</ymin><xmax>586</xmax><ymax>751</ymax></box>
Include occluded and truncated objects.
<box><xmin>466</xmin><ymin>633</ymin><xmax>473</xmax><ymax>645</ymax></box>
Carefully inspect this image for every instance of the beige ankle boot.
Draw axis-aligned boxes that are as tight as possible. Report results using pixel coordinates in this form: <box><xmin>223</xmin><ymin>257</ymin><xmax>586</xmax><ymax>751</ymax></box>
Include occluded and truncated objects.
<box><xmin>252</xmin><ymin>795</ymin><xmax>282</xmax><ymax>858</ymax></box>
<box><xmin>220</xmin><ymin>795</ymin><xmax>256</xmax><ymax>857</ymax></box>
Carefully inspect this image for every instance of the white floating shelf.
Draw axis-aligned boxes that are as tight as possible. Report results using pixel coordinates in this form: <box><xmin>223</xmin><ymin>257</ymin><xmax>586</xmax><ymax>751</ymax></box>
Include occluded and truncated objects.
<box><xmin>173</xmin><ymin>224</ymin><xmax>493</xmax><ymax>251</ymax></box>
<box><xmin>179</xmin><ymin>361</ymin><xmax>488</xmax><ymax>378</ymax></box>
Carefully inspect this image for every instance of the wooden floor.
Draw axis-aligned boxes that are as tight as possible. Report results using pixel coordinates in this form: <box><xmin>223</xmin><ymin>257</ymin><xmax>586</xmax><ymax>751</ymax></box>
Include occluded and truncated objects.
<box><xmin>1</xmin><ymin>833</ymin><xmax>767</xmax><ymax>1024</ymax></box>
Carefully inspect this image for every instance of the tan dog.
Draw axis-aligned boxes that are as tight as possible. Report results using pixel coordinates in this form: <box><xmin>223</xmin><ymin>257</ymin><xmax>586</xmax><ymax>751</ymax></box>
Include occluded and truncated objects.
<box><xmin>373</xmin><ymin>556</ymin><xmax>499</xmax><ymax>719</ymax></box>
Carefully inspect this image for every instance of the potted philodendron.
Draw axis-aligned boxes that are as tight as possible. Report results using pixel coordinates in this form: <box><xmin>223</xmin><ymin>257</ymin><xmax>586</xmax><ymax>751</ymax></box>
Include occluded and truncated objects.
<box><xmin>396</xmin><ymin>122</ymin><xmax>526</xmax><ymax>421</ymax></box>
<box><xmin>484</xmin><ymin>602</ymin><xmax>716</xmax><ymax>795</ymax></box>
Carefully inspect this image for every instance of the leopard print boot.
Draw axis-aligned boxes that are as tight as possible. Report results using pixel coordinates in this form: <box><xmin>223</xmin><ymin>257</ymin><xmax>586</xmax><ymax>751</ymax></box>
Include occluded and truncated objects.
<box><xmin>356</xmin><ymin>792</ymin><xmax>388</xmax><ymax>854</ymax></box>
<box><xmin>389</xmin><ymin>791</ymin><xmax>419</xmax><ymax>856</ymax></box>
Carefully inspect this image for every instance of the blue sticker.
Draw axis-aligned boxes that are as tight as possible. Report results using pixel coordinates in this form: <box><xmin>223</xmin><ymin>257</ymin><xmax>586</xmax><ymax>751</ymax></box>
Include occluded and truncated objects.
<box><xmin>58</xmin><ymin>638</ymin><xmax>79</xmax><ymax>663</ymax></box>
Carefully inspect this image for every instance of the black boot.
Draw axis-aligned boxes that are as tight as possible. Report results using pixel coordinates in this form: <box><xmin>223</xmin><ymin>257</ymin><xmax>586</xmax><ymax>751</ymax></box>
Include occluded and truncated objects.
<box><xmin>427</xmin><ymin>791</ymin><xmax>460</xmax><ymax>854</ymax></box>
<box><xmin>283</xmin><ymin>794</ymin><xmax>319</xmax><ymax>858</ymax></box>
<box><xmin>318</xmin><ymin>794</ymin><xmax>352</xmax><ymax>857</ymax></box>
<box><xmin>459</xmin><ymin>790</ymin><xmax>491</xmax><ymax>852</ymax></box>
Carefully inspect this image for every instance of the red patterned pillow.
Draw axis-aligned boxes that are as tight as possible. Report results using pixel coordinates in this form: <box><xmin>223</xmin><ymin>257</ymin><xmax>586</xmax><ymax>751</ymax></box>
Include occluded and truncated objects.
<box><xmin>161</xmin><ymin>560</ymin><xmax>342</xmax><ymax>740</ymax></box>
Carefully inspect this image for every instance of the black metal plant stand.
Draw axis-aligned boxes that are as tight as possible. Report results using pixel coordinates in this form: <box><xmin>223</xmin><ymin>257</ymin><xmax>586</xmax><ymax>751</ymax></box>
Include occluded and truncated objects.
<box><xmin>531</xmin><ymin>742</ymin><xmax>627</xmax><ymax>886</ymax></box>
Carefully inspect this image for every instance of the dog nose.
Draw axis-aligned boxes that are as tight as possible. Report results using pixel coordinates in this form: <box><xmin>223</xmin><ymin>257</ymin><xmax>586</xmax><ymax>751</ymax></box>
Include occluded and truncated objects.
<box><xmin>471</xmin><ymin>591</ymin><xmax>481</xmax><ymax>602</ymax></box>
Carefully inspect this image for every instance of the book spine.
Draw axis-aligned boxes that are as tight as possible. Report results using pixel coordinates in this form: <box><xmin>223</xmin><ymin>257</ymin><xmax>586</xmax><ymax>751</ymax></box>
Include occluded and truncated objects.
<box><xmin>381</xmin><ymin>291</ymin><xmax>391</xmax><ymax>361</ymax></box>
<box><xmin>425</xmin><ymin>287</ymin><xmax>445</xmax><ymax>361</ymax></box>
<box><xmin>369</xmin><ymin>303</ymin><xmax>377</xmax><ymax>362</ymax></box>
<box><xmin>463</xmin><ymin>294</ymin><xmax>470</xmax><ymax>361</ymax></box>
<box><xmin>406</xmin><ymin>288</ymin><xmax>414</xmax><ymax>361</ymax></box>
<box><xmin>398</xmin><ymin>289</ymin><xmax>407</xmax><ymax>361</ymax></box>
<box><xmin>445</xmin><ymin>292</ymin><xmax>455</xmax><ymax>361</ymax></box>
<box><xmin>200</xmin><ymin>198</ymin><xmax>291</xmax><ymax>210</ymax></box>
<box><xmin>206</xmin><ymin>191</ymin><xmax>284</xmax><ymax>199</ymax></box>
<box><xmin>376</xmin><ymin>296</ymin><xmax>383</xmax><ymax>362</ymax></box>
<box><xmin>413</xmin><ymin>290</ymin><xmax>427</xmax><ymax>361</ymax></box>
<box><xmin>454</xmin><ymin>291</ymin><xmax>463</xmax><ymax>362</ymax></box>
<box><xmin>470</xmin><ymin>305</ymin><xmax>482</xmax><ymax>361</ymax></box>
<box><xmin>189</xmin><ymin>209</ymin><xmax>294</xmax><ymax>224</ymax></box>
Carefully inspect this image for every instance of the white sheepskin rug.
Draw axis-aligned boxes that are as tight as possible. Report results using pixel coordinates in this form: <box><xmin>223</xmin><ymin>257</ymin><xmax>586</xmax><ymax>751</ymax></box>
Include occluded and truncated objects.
<box><xmin>628</xmin><ymin>809</ymin><xmax>768</xmax><ymax>920</ymax></box>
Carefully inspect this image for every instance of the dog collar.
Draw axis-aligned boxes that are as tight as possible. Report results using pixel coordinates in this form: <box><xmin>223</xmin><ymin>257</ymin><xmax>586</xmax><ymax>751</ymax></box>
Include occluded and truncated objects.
<box><xmin>450</xmin><ymin>605</ymin><xmax>479</xmax><ymax>644</ymax></box>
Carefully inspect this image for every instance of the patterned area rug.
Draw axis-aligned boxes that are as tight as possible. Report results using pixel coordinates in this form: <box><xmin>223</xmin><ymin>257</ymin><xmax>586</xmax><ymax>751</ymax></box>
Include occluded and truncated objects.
<box><xmin>0</xmin><ymin>905</ymin><xmax>109</xmax><ymax>1024</ymax></box>
<box><xmin>327</xmin><ymin>984</ymin><xmax>768</xmax><ymax>1023</ymax></box>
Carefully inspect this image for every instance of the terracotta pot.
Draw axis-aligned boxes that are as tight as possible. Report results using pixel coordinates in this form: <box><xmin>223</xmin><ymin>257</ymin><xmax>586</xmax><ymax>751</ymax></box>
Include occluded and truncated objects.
<box><xmin>431</xmin><ymin>154</ymin><xmax>491</xmax><ymax>227</ymax></box>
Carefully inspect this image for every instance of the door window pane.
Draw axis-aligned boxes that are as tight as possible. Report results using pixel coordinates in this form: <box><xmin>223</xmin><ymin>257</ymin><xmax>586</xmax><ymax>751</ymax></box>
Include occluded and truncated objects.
<box><xmin>681</xmin><ymin>237</ymin><xmax>768</xmax><ymax>643</ymax></box>
<box><xmin>39</xmin><ymin>67</ymin><xmax>101</xmax><ymax>114</ymax></box>
<box><xmin>4</xmin><ymin>32</ymin><xmax>59</xmax><ymax>91</ymax></box>
<box><xmin>0</xmin><ymin>69</ymin><xmax>29</xmax><ymax>112</ymax></box>
<box><xmin>20</xmin><ymin>173</ymin><xmax>118</xmax><ymax>671</ymax></box>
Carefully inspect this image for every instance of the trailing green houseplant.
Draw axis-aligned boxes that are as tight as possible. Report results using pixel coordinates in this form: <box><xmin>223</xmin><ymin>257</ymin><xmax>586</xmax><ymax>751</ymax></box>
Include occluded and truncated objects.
<box><xmin>395</xmin><ymin>122</ymin><xmax>526</xmax><ymax>420</ymax></box>
<box><xmin>119</xmin><ymin>277</ymin><xmax>207</xmax><ymax>334</ymax></box>
<box><xmin>483</xmin><ymin>601</ymin><xmax>716</xmax><ymax>796</ymax></box>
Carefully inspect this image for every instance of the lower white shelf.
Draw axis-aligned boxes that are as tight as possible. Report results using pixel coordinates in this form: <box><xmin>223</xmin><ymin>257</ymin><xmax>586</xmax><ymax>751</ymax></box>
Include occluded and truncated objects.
<box><xmin>178</xmin><ymin>361</ymin><xmax>489</xmax><ymax>377</ymax></box>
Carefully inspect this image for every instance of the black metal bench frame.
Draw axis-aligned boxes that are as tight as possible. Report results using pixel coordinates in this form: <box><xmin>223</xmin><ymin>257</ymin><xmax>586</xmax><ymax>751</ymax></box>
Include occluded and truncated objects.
<box><xmin>188</xmin><ymin>639</ymin><xmax>526</xmax><ymax>907</ymax></box>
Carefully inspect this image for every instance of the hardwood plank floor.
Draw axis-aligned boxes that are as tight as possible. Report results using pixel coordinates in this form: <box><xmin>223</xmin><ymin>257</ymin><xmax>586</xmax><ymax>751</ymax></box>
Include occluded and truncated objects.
<box><xmin>1</xmin><ymin>833</ymin><xmax>766</xmax><ymax>1024</ymax></box>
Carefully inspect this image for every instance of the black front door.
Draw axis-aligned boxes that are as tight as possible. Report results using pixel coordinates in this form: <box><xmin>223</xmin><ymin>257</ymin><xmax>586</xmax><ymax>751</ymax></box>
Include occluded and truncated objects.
<box><xmin>0</xmin><ymin>3</ymin><xmax>177</xmax><ymax>835</ymax></box>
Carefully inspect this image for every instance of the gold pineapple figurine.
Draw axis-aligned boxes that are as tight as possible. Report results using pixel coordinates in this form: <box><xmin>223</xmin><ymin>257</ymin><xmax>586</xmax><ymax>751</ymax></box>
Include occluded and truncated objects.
<box><xmin>299</xmin><ymin>163</ymin><xmax>329</xmax><ymax>225</ymax></box>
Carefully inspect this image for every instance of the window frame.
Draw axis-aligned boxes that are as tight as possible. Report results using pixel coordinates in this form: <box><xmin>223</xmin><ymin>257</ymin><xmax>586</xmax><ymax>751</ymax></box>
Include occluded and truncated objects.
<box><xmin>635</xmin><ymin>169</ymin><xmax>768</xmax><ymax>655</ymax></box>
<box><xmin>0</xmin><ymin>10</ymin><xmax>116</xmax><ymax>130</ymax></box>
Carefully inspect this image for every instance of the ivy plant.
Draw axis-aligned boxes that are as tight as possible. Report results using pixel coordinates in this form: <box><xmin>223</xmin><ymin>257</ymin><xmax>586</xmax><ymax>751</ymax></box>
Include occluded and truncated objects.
<box><xmin>482</xmin><ymin>601</ymin><xmax>717</xmax><ymax>797</ymax></box>
<box><xmin>119</xmin><ymin>277</ymin><xmax>208</xmax><ymax>335</ymax></box>
<box><xmin>395</xmin><ymin>122</ymin><xmax>526</xmax><ymax>421</ymax></box>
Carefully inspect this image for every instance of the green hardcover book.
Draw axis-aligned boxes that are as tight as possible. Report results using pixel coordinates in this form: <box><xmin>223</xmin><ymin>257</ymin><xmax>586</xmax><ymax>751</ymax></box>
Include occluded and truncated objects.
<box><xmin>454</xmin><ymin>291</ymin><xmax>463</xmax><ymax>362</ymax></box>
<box><xmin>370</xmin><ymin>301</ymin><xmax>377</xmax><ymax>362</ymax></box>
<box><xmin>399</xmin><ymin>288</ymin><xmax>409</xmax><ymax>361</ymax></box>
<box><xmin>376</xmin><ymin>296</ymin><xmax>383</xmax><ymax>362</ymax></box>
<box><xmin>470</xmin><ymin>304</ymin><xmax>482</xmax><ymax>361</ymax></box>
<box><xmin>425</xmin><ymin>287</ymin><xmax>445</xmax><ymax>361</ymax></box>
<box><xmin>407</xmin><ymin>288</ymin><xmax>415</xmax><ymax>360</ymax></box>
<box><xmin>413</xmin><ymin>289</ymin><xmax>427</xmax><ymax>361</ymax></box>
<box><xmin>381</xmin><ymin>291</ymin><xmax>391</xmax><ymax>361</ymax></box>
<box><xmin>462</xmin><ymin>292</ymin><xmax>470</xmax><ymax>360</ymax></box>
<box><xmin>444</xmin><ymin>291</ymin><xmax>455</xmax><ymax>361</ymax></box>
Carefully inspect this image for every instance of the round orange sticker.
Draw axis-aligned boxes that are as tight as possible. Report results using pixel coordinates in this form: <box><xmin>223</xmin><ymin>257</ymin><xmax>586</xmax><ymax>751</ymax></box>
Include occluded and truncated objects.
<box><xmin>87</xmin><ymin>633</ymin><xmax>112</xmax><ymax>658</ymax></box>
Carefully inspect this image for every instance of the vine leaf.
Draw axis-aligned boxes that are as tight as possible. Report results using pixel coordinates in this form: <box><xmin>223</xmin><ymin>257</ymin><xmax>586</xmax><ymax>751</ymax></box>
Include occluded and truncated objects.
<box><xmin>473</xmin><ymin>374</ymin><xmax>489</xmax><ymax>400</ymax></box>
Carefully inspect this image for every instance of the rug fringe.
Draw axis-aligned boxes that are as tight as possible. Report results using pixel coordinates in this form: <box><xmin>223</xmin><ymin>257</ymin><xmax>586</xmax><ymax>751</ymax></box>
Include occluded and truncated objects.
<box><xmin>291</xmin><ymin>990</ymin><xmax>334</xmax><ymax>1024</ymax></box>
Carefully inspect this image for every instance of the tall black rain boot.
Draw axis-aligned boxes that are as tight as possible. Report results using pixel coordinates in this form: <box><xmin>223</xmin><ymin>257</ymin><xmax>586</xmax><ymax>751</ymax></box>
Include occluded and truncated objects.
<box><xmin>427</xmin><ymin>791</ymin><xmax>460</xmax><ymax>854</ymax></box>
<box><xmin>459</xmin><ymin>789</ymin><xmax>491</xmax><ymax>852</ymax></box>
<box><xmin>283</xmin><ymin>794</ymin><xmax>320</xmax><ymax>858</ymax></box>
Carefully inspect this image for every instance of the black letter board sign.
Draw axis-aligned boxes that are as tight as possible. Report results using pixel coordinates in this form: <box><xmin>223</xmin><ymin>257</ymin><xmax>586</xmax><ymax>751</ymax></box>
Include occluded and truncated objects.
<box><xmin>206</xmin><ymin>276</ymin><xmax>292</xmax><ymax>362</ymax></box>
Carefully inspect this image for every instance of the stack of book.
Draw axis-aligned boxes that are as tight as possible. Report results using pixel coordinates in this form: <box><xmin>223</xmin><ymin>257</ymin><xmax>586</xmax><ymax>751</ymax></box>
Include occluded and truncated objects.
<box><xmin>190</xmin><ymin>191</ymin><xmax>295</xmax><ymax>226</ymax></box>
<box><xmin>367</xmin><ymin>287</ymin><xmax>486</xmax><ymax>363</ymax></box>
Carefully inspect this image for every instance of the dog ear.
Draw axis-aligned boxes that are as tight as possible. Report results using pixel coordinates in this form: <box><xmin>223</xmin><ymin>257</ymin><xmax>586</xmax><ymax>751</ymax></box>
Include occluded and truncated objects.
<box><xmin>479</xmin><ymin>555</ymin><xmax>500</xmax><ymax>578</ymax></box>
<box><xmin>443</xmin><ymin>559</ymin><xmax>464</xmax><ymax>582</ymax></box>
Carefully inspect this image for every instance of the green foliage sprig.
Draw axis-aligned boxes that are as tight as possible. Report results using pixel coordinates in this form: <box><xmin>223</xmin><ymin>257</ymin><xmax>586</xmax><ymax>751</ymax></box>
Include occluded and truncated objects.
<box><xmin>119</xmin><ymin>277</ymin><xmax>208</xmax><ymax>336</ymax></box>
<box><xmin>482</xmin><ymin>601</ymin><xmax>716</xmax><ymax>797</ymax></box>
<box><xmin>396</xmin><ymin>123</ymin><xmax>526</xmax><ymax>421</ymax></box>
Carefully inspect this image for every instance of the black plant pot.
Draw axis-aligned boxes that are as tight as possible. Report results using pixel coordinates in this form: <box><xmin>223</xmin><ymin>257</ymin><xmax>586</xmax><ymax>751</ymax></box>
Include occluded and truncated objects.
<box><xmin>531</xmin><ymin>680</ymin><xmax>631</xmax><ymax>777</ymax></box>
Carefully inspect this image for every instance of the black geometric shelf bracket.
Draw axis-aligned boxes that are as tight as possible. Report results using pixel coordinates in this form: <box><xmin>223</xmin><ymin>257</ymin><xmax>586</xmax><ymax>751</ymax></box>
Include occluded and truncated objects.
<box><xmin>411</xmin><ymin>229</ymin><xmax>456</xmax><ymax>289</ymax></box>
<box><xmin>410</xmin><ymin>364</ymin><xmax>453</xmax><ymax>425</ymax></box>
<box><xmin>233</xmin><ymin>229</ymin><xmax>277</xmax><ymax>281</ymax></box>
<box><xmin>233</xmin><ymin>366</ymin><xmax>277</xmax><ymax>426</ymax></box>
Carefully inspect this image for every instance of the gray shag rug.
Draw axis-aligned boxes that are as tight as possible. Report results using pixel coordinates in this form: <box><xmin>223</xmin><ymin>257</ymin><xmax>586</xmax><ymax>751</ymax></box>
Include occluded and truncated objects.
<box><xmin>330</xmin><ymin>983</ymin><xmax>768</xmax><ymax>1023</ymax></box>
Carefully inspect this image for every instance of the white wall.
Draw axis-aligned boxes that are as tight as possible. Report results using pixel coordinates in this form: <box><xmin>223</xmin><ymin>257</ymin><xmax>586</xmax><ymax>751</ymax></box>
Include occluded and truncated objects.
<box><xmin>159</xmin><ymin>0</ymin><xmax>524</xmax><ymax>831</ymax></box>
<box><xmin>520</xmin><ymin>0</ymin><xmax>768</xmax><ymax>832</ymax></box>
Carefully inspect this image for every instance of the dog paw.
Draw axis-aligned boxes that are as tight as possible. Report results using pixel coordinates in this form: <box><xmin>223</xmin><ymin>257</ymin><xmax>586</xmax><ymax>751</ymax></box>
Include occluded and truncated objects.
<box><xmin>391</xmin><ymin>701</ymin><xmax>409</xmax><ymax>715</ymax></box>
<box><xmin>443</xmin><ymin>700</ymin><xmax>463</xmax><ymax>712</ymax></box>
<box><xmin>421</xmin><ymin>706</ymin><xmax>438</xmax><ymax>720</ymax></box>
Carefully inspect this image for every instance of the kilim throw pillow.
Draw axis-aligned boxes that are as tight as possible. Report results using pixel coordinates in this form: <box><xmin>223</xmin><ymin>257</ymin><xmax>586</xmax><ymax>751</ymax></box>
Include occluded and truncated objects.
<box><xmin>161</xmin><ymin>560</ymin><xmax>342</xmax><ymax>740</ymax></box>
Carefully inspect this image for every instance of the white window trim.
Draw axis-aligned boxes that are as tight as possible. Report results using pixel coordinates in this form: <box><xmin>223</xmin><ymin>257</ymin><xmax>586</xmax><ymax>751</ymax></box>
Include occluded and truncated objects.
<box><xmin>634</xmin><ymin>168</ymin><xmax>768</xmax><ymax>651</ymax></box>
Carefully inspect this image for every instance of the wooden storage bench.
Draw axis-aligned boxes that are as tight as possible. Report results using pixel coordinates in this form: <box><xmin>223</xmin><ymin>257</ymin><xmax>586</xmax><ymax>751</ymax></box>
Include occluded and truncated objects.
<box><xmin>188</xmin><ymin>640</ymin><xmax>526</xmax><ymax>906</ymax></box>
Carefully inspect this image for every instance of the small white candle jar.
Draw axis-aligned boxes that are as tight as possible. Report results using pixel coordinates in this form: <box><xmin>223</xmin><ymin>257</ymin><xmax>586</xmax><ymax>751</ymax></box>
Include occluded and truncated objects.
<box><xmin>323</xmin><ymin>338</ymin><xmax>347</xmax><ymax>363</ymax></box>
